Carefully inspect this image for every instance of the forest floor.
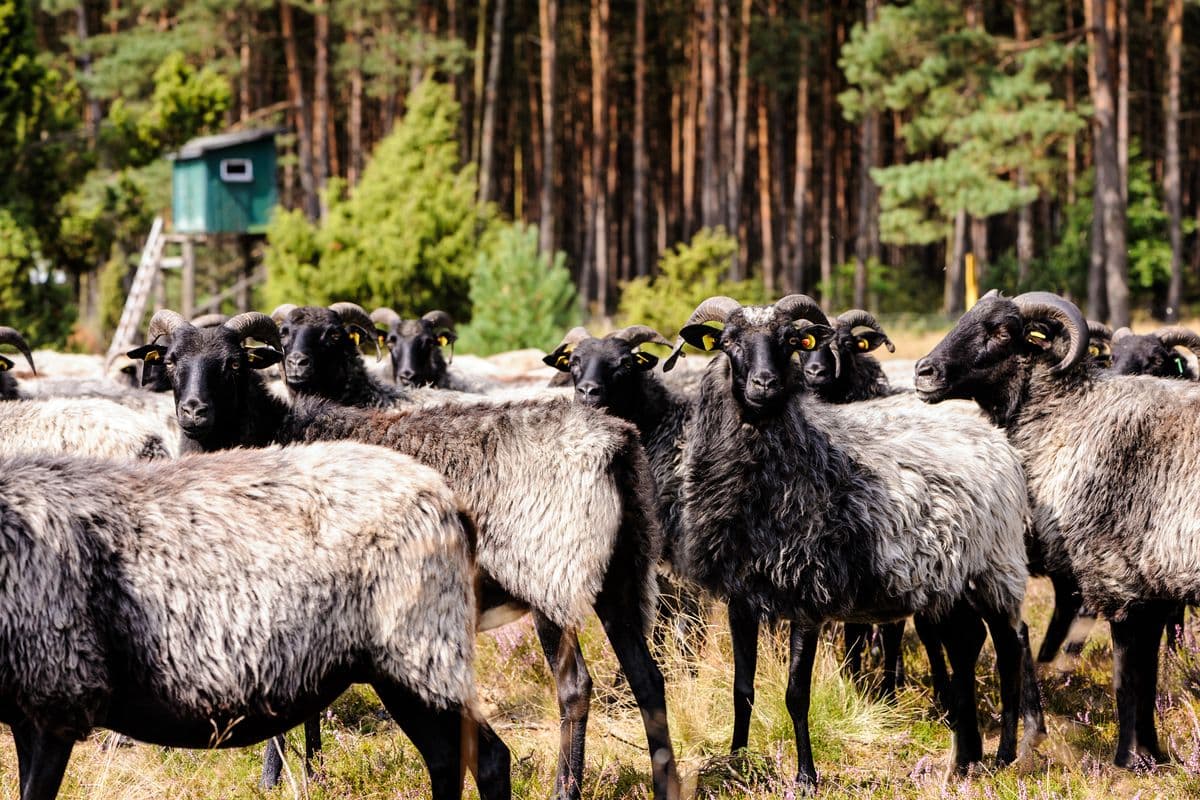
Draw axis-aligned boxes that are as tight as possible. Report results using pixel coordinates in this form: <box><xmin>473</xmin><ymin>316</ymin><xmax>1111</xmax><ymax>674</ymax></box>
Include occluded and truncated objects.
<box><xmin>4</xmin><ymin>579</ymin><xmax>1200</xmax><ymax>800</ymax></box>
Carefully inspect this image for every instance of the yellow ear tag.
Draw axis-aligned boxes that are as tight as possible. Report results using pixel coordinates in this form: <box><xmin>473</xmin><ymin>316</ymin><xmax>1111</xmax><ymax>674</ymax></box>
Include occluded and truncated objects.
<box><xmin>144</xmin><ymin>350</ymin><xmax>161</xmax><ymax>362</ymax></box>
<box><xmin>246</xmin><ymin>351</ymin><xmax>261</xmax><ymax>365</ymax></box>
<box><xmin>701</xmin><ymin>334</ymin><xmax>716</xmax><ymax>351</ymax></box>
<box><xmin>800</xmin><ymin>334</ymin><xmax>816</xmax><ymax>350</ymax></box>
<box><xmin>0</xmin><ymin>361</ymin><xmax>9</xmax><ymax>372</ymax></box>
<box><xmin>857</xmin><ymin>338</ymin><xmax>870</xmax><ymax>351</ymax></box>
<box><xmin>1088</xmin><ymin>345</ymin><xmax>1099</xmax><ymax>357</ymax></box>
<box><xmin>634</xmin><ymin>351</ymin><xmax>651</xmax><ymax>366</ymax></box>
<box><xmin>1025</xmin><ymin>330</ymin><xmax>1047</xmax><ymax>344</ymax></box>
<box><xmin>350</xmin><ymin>331</ymin><xmax>361</xmax><ymax>346</ymax></box>
<box><xmin>377</xmin><ymin>334</ymin><xmax>387</xmax><ymax>346</ymax></box>
<box><xmin>556</xmin><ymin>354</ymin><xmax>570</xmax><ymax>369</ymax></box>
<box><xmin>438</xmin><ymin>335</ymin><xmax>449</xmax><ymax>347</ymax></box>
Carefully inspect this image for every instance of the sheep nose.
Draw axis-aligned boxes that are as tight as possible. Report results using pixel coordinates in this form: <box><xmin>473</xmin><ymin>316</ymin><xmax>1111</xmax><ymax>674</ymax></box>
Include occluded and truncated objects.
<box><xmin>286</xmin><ymin>352</ymin><xmax>310</xmax><ymax>370</ymax></box>
<box><xmin>804</xmin><ymin>363</ymin><xmax>829</xmax><ymax>380</ymax></box>
<box><xmin>576</xmin><ymin>382</ymin><xmax>605</xmax><ymax>405</ymax></box>
<box><xmin>178</xmin><ymin>398</ymin><xmax>210</xmax><ymax>426</ymax></box>
<box><xmin>914</xmin><ymin>358</ymin><xmax>938</xmax><ymax>380</ymax></box>
<box><xmin>397</xmin><ymin>367</ymin><xmax>416</xmax><ymax>382</ymax></box>
<box><xmin>750</xmin><ymin>372</ymin><xmax>779</xmax><ymax>391</ymax></box>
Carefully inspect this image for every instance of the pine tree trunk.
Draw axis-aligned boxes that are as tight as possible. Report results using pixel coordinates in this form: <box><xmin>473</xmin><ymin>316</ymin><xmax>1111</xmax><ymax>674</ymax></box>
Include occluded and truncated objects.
<box><xmin>281</xmin><ymin>1</ymin><xmax>318</xmax><ymax>220</ymax></box>
<box><xmin>944</xmin><ymin>209</ymin><xmax>967</xmax><ymax>315</ymax></box>
<box><xmin>1015</xmin><ymin>0</ymin><xmax>1033</xmax><ymax>283</ymax></box>
<box><xmin>1084</xmin><ymin>0</ymin><xmax>1108</xmax><ymax>319</ymax></box>
<box><xmin>632</xmin><ymin>0</ymin><xmax>649</xmax><ymax>276</ymax></box>
<box><xmin>539</xmin><ymin>0</ymin><xmax>558</xmax><ymax>257</ymax></box>
<box><xmin>590</xmin><ymin>0</ymin><xmax>610</xmax><ymax>316</ymax></box>
<box><xmin>239</xmin><ymin>13</ymin><xmax>251</xmax><ymax>121</ymax></box>
<box><xmin>700</xmin><ymin>0</ymin><xmax>720</xmax><ymax>229</ymax></box>
<box><xmin>348</xmin><ymin>9</ymin><xmax>364</xmax><ymax>186</ymax></box>
<box><xmin>719</xmin><ymin>0</ymin><xmax>735</xmax><ymax>253</ymax></box>
<box><xmin>1065</xmin><ymin>0</ymin><xmax>1077</xmax><ymax>205</ymax></box>
<box><xmin>819</xmin><ymin>3</ymin><xmax>834</xmax><ymax>305</ymax></box>
<box><xmin>682</xmin><ymin>22</ymin><xmax>699</xmax><ymax>238</ymax></box>
<box><xmin>788</xmin><ymin>0</ymin><xmax>811</xmax><ymax>295</ymax></box>
<box><xmin>1165</xmin><ymin>0</ymin><xmax>1183</xmax><ymax>321</ymax></box>
<box><xmin>478</xmin><ymin>0</ymin><xmax>506</xmax><ymax>204</ymax></box>
<box><xmin>76</xmin><ymin>4</ymin><xmax>101</xmax><ymax>148</ymax></box>
<box><xmin>472</xmin><ymin>0</ymin><xmax>489</xmax><ymax>161</ymax></box>
<box><xmin>757</xmin><ymin>84</ymin><xmax>776</xmax><ymax>293</ymax></box>
<box><xmin>1115</xmin><ymin>0</ymin><xmax>1128</xmax><ymax>203</ymax></box>
<box><xmin>971</xmin><ymin>216</ymin><xmax>988</xmax><ymax>286</ymax></box>
<box><xmin>730</xmin><ymin>0</ymin><xmax>751</xmax><ymax>277</ymax></box>
<box><xmin>1092</xmin><ymin>0</ymin><xmax>1130</xmax><ymax>326</ymax></box>
<box><xmin>853</xmin><ymin>0</ymin><xmax>879</xmax><ymax>310</ymax></box>
<box><xmin>313</xmin><ymin>0</ymin><xmax>330</xmax><ymax>217</ymax></box>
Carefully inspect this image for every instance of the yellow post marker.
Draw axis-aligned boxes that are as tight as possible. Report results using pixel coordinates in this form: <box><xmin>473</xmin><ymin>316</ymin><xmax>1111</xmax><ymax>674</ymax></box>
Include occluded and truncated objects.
<box><xmin>965</xmin><ymin>252</ymin><xmax>978</xmax><ymax>308</ymax></box>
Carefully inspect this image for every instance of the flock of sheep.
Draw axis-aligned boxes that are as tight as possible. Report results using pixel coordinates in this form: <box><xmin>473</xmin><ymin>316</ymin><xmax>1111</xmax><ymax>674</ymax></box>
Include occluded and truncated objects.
<box><xmin>1</xmin><ymin>289</ymin><xmax>1199</xmax><ymax>799</ymax></box>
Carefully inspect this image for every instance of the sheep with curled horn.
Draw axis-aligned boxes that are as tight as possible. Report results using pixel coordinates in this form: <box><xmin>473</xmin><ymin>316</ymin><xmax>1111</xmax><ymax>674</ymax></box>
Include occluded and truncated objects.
<box><xmin>801</xmin><ymin>309</ymin><xmax>897</xmax><ymax>403</ymax></box>
<box><xmin>1110</xmin><ymin>324</ymin><xmax>1200</xmax><ymax>379</ymax></box>
<box><xmin>0</xmin><ymin>440</ymin><xmax>484</xmax><ymax>800</ymax></box>
<box><xmin>128</xmin><ymin>307</ymin><xmax>681</xmax><ymax>800</ymax></box>
<box><xmin>0</xmin><ymin>326</ymin><xmax>36</xmax><ymax>401</ymax></box>
<box><xmin>544</xmin><ymin>323</ymin><xmax>709</xmax><ymax>663</ymax></box>
<box><xmin>270</xmin><ymin>302</ymin><xmax>415</xmax><ymax>408</ymax></box>
<box><xmin>370</xmin><ymin>307</ymin><xmax>494</xmax><ymax>393</ymax></box>
<box><xmin>915</xmin><ymin>290</ymin><xmax>1200</xmax><ymax>769</ymax></box>
<box><xmin>670</xmin><ymin>293</ymin><xmax>1042</xmax><ymax>787</ymax></box>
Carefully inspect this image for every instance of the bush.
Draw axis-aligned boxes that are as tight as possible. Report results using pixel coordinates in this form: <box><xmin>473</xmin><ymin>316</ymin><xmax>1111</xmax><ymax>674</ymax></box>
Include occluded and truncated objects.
<box><xmin>617</xmin><ymin>227</ymin><xmax>767</xmax><ymax>337</ymax></box>
<box><xmin>0</xmin><ymin>209</ymin><xmax>74</xmax><ymax>348</ymax></box>
<box><xmin>456</xmin><ymin>223</ymin><xmax>578</xmax><ymax>355</ymax></box>
<box><xmin>264</xmin><ymin>80</ymin><xmax>491</xmax><ymax>322</ymax></box>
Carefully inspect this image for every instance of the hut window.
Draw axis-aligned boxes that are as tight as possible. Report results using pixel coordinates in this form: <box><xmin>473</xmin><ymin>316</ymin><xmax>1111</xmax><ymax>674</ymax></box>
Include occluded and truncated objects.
<box><xmin>219</xmin><ymin>158</ymin><xmax>254</xmax><ymax>183</ymax></box>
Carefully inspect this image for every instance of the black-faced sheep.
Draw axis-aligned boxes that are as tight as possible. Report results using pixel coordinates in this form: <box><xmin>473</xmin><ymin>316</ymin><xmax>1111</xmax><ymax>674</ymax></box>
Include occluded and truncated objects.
<box><xmin>1110</xmin><ymin>325</ymin><xmax>1200</xmax><ymax>379</ymax></box>
<box><xmin>915</xmin><ymin>290</ymin><xmax>1200</xmax><ymax>768</ymax></box>
<box><xmin>0</xmin><ymin>327</ymin><xmax>36</xmax><ymax>401</ymax></box>
<box><xmin>370</xmin><ymin>307</ymin><xmax>470</xmax><ymax>389</ymax></box>
<box><xmin>0</xmin><ymin>441</ymin><xmax>490</xmax><ymax>800</ymax></box>
<box><xmin>129</xmin><ymin>310</ymin><xmax>680</xmax><ymax>800</ymax></box>
<box><xmin>668</xmin><ymin>294</ymin><xmax>1039</xmax><ymax>787</ymax></box>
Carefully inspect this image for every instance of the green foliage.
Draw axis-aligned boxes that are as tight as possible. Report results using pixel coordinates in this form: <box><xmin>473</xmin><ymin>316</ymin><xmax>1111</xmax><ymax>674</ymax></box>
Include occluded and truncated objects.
<box><xmin>265</xmin><ymin>80</ymin><xmax>490</xmax><ymax>321</ymax></box>
<box><xmin>0</xmin><ymin>0</ymin><xmax>41</xmax><ymax>159</ymax></box>
<box><xmin>840</xmin><ymin>0</ymin><xmax>1084</xmax><ymax>246</ymax></box>
<box><xmin>618</xmin><ymin>228</ymin><xmax>767</xmax><ymax>338</ymax></box>
<box><xmin>0</xmin><ymin>209</ymin><xmax>73</xmax><ymax>347</ymax></box>
<box><xmin>456</xmin><ymin>223</ymin><xmax>578</xmax><ymax>356</ymax></box>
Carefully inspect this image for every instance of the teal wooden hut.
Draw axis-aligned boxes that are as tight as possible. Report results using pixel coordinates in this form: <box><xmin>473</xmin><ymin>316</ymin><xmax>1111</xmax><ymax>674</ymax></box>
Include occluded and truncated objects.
<box><xmin>171</xmin><ymin>129</ymin><xmax>280</xmax><ymax>234</ymax></box>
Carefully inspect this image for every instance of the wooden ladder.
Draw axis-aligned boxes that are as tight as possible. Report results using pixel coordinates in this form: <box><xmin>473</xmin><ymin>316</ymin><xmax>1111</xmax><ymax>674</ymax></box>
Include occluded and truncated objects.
<box><xmin>106</xmin><ymin>216</ymin><xmax>165</xmax><ymax>363</ymax></box>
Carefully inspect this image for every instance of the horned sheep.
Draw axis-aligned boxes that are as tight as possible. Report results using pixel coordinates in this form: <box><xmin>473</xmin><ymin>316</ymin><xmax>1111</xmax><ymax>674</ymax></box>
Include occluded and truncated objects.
<box><xmin>0</xmin><ymin>327</ymin><xmax>36</xmax><ymax>401</ymax></box>
<box><xmin>915</xmin><ymin>290</ymin><xmax>1200</xmax><ymax>768</ymax></box>
<box><xmin>0</xmin><ymin>441</ymin><xmax>487</xmax><ymax>800</ymax></box>
<box><xmin>128</xmin><ymin>309</ymin><xmax>680</xmax><ymax>800</ymax></box>
<box><xmin>667</xmin><ymin>294</ymin><xmax>1041</xmax><ymax>787</ymax></box>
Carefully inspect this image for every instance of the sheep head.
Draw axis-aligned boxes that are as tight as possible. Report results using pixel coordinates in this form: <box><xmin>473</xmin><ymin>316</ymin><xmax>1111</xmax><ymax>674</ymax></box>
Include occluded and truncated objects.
<box><xmin>543</xmin><ymin>325</ymin><xmax>671</xmax><ymax>412</ymax></box>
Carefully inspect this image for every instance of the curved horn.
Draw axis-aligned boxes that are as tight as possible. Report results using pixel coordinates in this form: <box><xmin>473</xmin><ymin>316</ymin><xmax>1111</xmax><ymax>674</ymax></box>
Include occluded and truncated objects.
<box><xmin>329</xmin><ymin>302</ymin><xmax>378</xmax><ymax>334</ymax></box>
<box><xmin>0</xmin><ymin>326</ymin><xmax>35</xmax><ymax>374</ymax></box>
<box><xmin>1153</xmin><ymin>326</ymin><xmax>1200</xmax><ymax>358</ymax></box>
<box><xmin>223</xmin><ymin>312</ymin><xmax>282</xmax><ymax>350</ymax></box>
<box><xmin>370</xmin><ymin>307</ymin><xmax>402</xmax><ymax>328</ymax></box>
<box><xmin>270</xmin><ymin>304</ymin><xmax>298</xmax><ymax>324</ymax></box>
<box><xmin>1112</xmin><ymin>326</ymin><xmax>1134</xmax><ymax>342</ymax></box>
<box><xmin>609</xmin><ymin>325</ymin><xmax>672</xmax><ymax>348</ymax></box>
<box><xmin>147</xmin><ymin>309</ymin><xmax>191</xmax><ymax>343</ymax></box>
<box><xmin>420</xmin><ymin>310</ymin><xmax>456</xmax><ymax>333</ymax></box>
<box><xmin>190</xmin><ymin>313</ymin><xmax>229</xmax><ymax>329</ymax></box>
<box><xmin>1012</xmin><ymin>291</ymin><xmax>1088</xmax><ymax>374</ymax></box>
<box><xmin>663</xmin><ymin>296</ymin><xmax>743</xmax><ymax>372</ymax></box>
<box><xmin>1087</xmin><ymin>320</ymin><xmax>1114</xmax><ymax>343</ymax></box>
<box><xmin>774</xmin><ymin>294</ymin><xmax>831</xmax><ymax>326</ymax></box>
<box><xmin>836</xmin><ymin>309</ymin><xmax>896</xmax><ymax>353</ymax></box>
<box><xmin>553</xmin><ymin>326</ymin><xmax>593</xmax><ymax>351</ymax></box>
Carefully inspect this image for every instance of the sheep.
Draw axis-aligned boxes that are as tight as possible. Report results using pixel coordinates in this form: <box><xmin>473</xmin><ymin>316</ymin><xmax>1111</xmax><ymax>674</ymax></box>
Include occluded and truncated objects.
<box><xmin>914</xmin><ymin>289</ymin><xmax>1200</xmax><ymax>769</ymax></box>
<box><xmin>1087</xmin><ymin>320</ymin><xmax>1114</xmax><ymax>368</ymax></box>
<box><xmin>666</xmin><ymin>294</ymin><xmax>1041</xmax><ymax>787</ymax></box>
<box><xmin>270</xmin><ymin>302</ymin><xmax>409</xmax><ymax>408</ymax></box>
<box><xmin>128</xmin><ymin>309</ymin><xmax>680</xmax><ymax>800</ymax></box>
<box><xmin>370</xmin><ymin>307</ymin><xmax>492</xmax><ymax>393</ymax></box>
<box><xmin>543</xmin><ymin>325</ymin><xmax>707</xmax><ymax>661</ymax></box>
<box><xmin>0</xmin><ymin>327</ymin><xmax>36</xmax><ymax>401</ymax></box>
<box><xmin>1110</xmin><ymin>324</ymin><xmax>1200</xmax><ymax>379</ymax></box>
<box><xmin>0</xmin><ymin>441</ymin><xmax>491</xmax><ymax>800</ymax></box>
<box><xmin>0</xmin><ymin>397</ymin><xmax>173</xmax><ymax>460</ymax></box>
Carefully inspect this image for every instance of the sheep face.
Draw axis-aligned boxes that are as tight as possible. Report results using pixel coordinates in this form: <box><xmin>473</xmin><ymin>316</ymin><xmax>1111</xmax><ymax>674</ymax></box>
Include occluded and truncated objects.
<box><xmin>386</xmin><ymin>319</ymin><xmax>453</xmax><ymax>387</ymax></box>
<box><xmin>802</xmin><ymin>324</ymin><xmax>890</xmax><ymax>392</ymax></box>
<box><xmin>544</xmin><ymin>335</ymin><xmax>658</xmax><ymax>412</ymax></box>
<box><xmin>278</xmin><ymin>308</ymin><xmax>375</xmax><ymax>397</ymax></box>
<box><xmin>682</xmin><ymin>309</ymin><xmax>832</xmax><ymax>417</ymax></box>
<box><xmin>1111</xmin><ymin>334</ymin><xmax>1190</xmax><ymax>379</ymax></box>
<box><xmin>129</xmin><ymin>322</ymin><xmax>281</xmax><ymax>441</ymax></box>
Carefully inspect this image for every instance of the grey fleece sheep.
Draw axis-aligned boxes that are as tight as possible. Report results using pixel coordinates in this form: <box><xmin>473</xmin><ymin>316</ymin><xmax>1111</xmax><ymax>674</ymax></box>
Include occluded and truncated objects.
<box><xmin>0</xmin><ymin>441</ymin><xmax>484</xmax><ymax>800</ymax></box>
<box><xmin>370</xmin><ymin>307</ymin><xmax>495</xmax><ymax>393</ymax></box>
<box><xmin>0</xmin><ymin>326</ymin><xmax>36</xmax><ymax>401</ymax></box>
<box><xmin>915</xmin><ymin>290</ymin><xmax>1200</xmax><ymax>769</ymax></box>
<box><xmin>669</xmin><ymin>294</ymin><xmax>1039</xmax><ymax>787</ymax></box>
<box><xmin>128</xmin><ymin>309</ymin><xmax>680</xmax><ymax>800</ymax></box>
<box><xmin>0</xmin><ymin>397</ymin><xmax>173</xmax><ymax>460</ymax></box>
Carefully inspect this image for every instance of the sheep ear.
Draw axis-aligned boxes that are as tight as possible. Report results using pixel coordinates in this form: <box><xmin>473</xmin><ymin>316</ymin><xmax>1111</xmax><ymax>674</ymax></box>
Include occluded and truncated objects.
<box><xmin>790</xmin><ymin>323</ymin><xmax>834</xmax><ymax>352</ymax></box>
<box><xmin>855</xmin><ymin>332</ymin><xmax>892</xmax><ymax>353</ymax></box>
<box><xmin>680</xmin><ymin>324</ymin><xmax>722</xmax><ymax>352</ymax></box>
<box><xmin>0</xmin><ymin>355</ymin><xmax>11</xmax><ymax>372</ymax></box>
<box><xmin>245</xmin><ymin>347</ymin><xmax>284</xmax><ymax>369</ymax></box>
<box><xmin>543</xmin><ymin>345</ymin><xmax>572</xmax><ymax>371</ymax></box>
<box><xmin>632</xmin><ymin>351</ymin><xmax>659</xmax><ymax>370</ymax></box>
<box><xmin>127</xmin><ymin>344</ymin><xmax>168</xmax><ymax>387</ymax></box>
<box><xmin>437</xmin><ymin>331</ymin><xmax>459</xmax><ymax>347</ymax></box>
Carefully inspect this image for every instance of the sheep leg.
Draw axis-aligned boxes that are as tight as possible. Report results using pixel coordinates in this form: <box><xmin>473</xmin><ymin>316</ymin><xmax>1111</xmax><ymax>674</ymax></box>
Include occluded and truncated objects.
<box><xmin>842</xmin><ymin>623</ymin><xmax>869</xmax><ymax>681</ymax></box>
<box><xmin>596</xmin><ymin>603</ymin><xmax>680</xmax><ymax>800</ymax></box>
<box><xmin>1017</xmin><ymin>622</ymin><xmax>1048</xmax><ymax>747</ymax></box>
<box><xmin>728</xmin><ymin>599</ymin><xmax>760</xmax><ymax>753</ymax></box>
<box><xmin>533</xmin><ymin>614</ymin><xmax>592</xmax><ymax>800</ymax></box>
<box><xmin>1037</xmin><ymin>571</ymin><xmax>1083</xmax><ymax>663</ymax></box>
<box><xmin>1110</xmin><ymin>609</ymin><xmax>1168</xmax><ymax>769</ymax></box>
<box><xmin>983</xmin><ymin>614</ymin><xmax>1024</xmax><ymax>766</ymax></box>
<box><xmin>1132</xmin><ymin>612</ymin><xmax>1167</xmax><ymax>765</ymax></box>
<box><xmin>260</xmin><ymin>733</ymin><xmax>287</xmax><ymax>789</ymax></box>
<box><xmin>303</xmin><ymin>715</ymin><xmax>322</xmax><ymax>774</ymax></box>
<box><xmin>1164</xmin><ymin>605</ymin><xmax>1186</xmax><ymax>652</ymax></box>
<box><xmin>786</xmin><ymin>623</ymin><xmax>820</xmax><ymax>789</ymax></box>
<box><xmin>913</xmin><ymin>614</ymin><xmax>952</xmax><ymax>718</ymax></box>
<box><xmin>375</xmin><ymin>680</ymin><xmax>468</xmax><ymax>800</ymax></box>
<box><xmin>880</xmin><ymin>620</ymin><xmax>906</xmax><ymax>698</ymax></box>
<box><xmin>12</xmin><ymin>721</ymin><xmax>72</xmax><ymax>800</ymax></box>
<box><xmin>938</xmin><ymin>604</ymin><xmax>986</xmax><ymax>774</ymax></box>
<box><xmin>473</xmin><ymin>719</ymin><xmax>513</xmax><ymax>800</ymax></box>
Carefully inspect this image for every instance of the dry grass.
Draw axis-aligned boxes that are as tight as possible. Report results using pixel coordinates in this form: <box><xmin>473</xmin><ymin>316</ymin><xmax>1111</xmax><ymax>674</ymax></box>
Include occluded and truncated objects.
<box><xmin>6</xmin><ymin>578</ymin><xmax>1200</xmax><ymax>799</ymax></box>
